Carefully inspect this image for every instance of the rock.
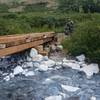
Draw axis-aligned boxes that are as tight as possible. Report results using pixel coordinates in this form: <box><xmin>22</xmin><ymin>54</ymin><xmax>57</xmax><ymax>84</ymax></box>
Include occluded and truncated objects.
<box><xmin>76</xmin><ymin>54</ymin><xmax>85</xmax><ymax>62</ymax></box>
<box><xmin>4</xmin><ymin>76</ymin><xmax>10</xmax><ymax>81</ymax></box>
<box><xmin>22</xmin><ymin>69</ymin><xmax>28</xmax><ymax>75</ymax></box>
<box><xmin>57</xmin><ymin>45</ymin><xmax>63</xmax><ymax>51</ymax></box>
<box><xmin>9</xmin><ymin>73</ymin><xmax>14</xmax><ymax>78</ymax></box>
<box><xmin>38</xmin><ymin>64</ymin><xmax>48</xmax><ymax>71</ymax></box>
<box><xmin>91</xmin><ymin>96</ymin><xmax>96</xmax><ymax>100</ymax></box>
<box><xmin>30</xmin><ymin>48</ymin><xmax>38</xmax><ymax>58</ymax></box>
<box><xmin>56</xmin><ymin>62</ymin><xmax>62</xmax><ymax>66</ymax></box>
<box><xmin>26</xmin><ymin>62</ymin><xmax>33</xmax><ymax>67</ymax></box>
<box><xmin>43</xmin><ymin>56</ymin><xmax>49</xmax><ymax>61</ymax></box>
<box><xmin>59</xmin><ymin>92</ymin><xmax>67</xmax><ymax>99</ymax></box>
<box><xmin>13</xmin><ymin>66</ymin><xmax>24</xmax><ymax>75</ymax></box>
<box><xmin>27</xmin><ymin>56</ymin><xmax>32</xmax><ymax>62</ymax></box>
<box><xmin>42</xmin><ymin>78</ymin><xmax>54</xmax><ymax>84</ymax></box>
<box><xmin>63</xmin><ymin>62</ymin><xmax>81</xmax><ymax>71</ymax></box>
<box><xmin>33</xmin><ymin>62</ymin><xmax>40</xmax><ymax>68</ymax></box>
<box><xmin>55</xmin><ymin>66</ymin><xmax>62</xmax><ymax>70</ymax></box>
<box><xmin>63</xmin><ymin>58</ymin><xmax>77</xmax><ymax>63</ymax></box>
<box><xmin>41</xmin><ymin>60</ymin><xmax>55</xmax><ymax>68</ymax></box>
<box><xmin>81</xmin><ymin>63</ymin><xmax>99</xmax><ymax>79</ymax></box>
<box><xmin>25</xmin><ymin>71</ymin><xmax>35</xmax><ymax>77</ymax></box>
<box><xmin>32</xmin><ymin>54</ymin><xmax>43</xmax><ymax>62</ymax></box>
<box><xmin>45</xmin><ymin>95</ymin><xmax>62</xmax><ymax>100</ymax></box>
<box><xmin>61</xmin><ymin>84</ymin><xmax>80</xmax><ymax>92</ymax></box>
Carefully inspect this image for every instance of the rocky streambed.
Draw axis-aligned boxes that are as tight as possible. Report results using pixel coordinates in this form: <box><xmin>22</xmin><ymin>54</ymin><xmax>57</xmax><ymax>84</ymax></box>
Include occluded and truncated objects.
<box><xmin>0</xmin><ymin>48</ymin><xmax>100</xmax><ymax>100</ymax></box>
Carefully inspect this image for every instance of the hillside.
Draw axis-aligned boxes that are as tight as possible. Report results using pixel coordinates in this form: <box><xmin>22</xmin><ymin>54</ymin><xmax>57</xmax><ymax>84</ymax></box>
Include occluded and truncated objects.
<box><xmin>0</xmin><ymin>0</ymin><xmax>57</xmax><ymax>7</ymax></box>
<box><xmin>0</xmin><ymin>0</ymin><xmax>57</xmax><ymax>12</ymax></box>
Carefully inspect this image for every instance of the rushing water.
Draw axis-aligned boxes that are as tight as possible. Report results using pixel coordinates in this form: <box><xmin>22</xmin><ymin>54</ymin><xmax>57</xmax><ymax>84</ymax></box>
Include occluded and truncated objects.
<box><xmin>0</xmin><ymin>52</ymin><xmax>100</xmax><ymax>100</ymax></box>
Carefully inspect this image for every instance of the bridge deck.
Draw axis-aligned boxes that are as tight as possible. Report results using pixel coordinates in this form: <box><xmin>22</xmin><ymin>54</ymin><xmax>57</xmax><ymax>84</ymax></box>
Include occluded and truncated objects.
<box><xmin>0</xmin><ymin>32</ymin><xmax>55</xmax><ymax>57</ymax></box>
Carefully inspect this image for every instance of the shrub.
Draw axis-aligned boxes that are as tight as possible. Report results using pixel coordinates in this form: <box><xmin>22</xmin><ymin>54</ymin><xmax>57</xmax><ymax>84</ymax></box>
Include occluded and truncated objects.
<box><xmin>62</xmin><ymin>20</ymin><xmax>100</xmax><ymax>63</ymax></box>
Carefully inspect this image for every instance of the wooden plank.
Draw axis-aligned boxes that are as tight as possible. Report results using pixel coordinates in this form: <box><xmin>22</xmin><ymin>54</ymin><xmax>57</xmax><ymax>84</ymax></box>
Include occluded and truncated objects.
<box><xmin>0</xmin><ymin>39</ymin><xmax>43</xmax><ymax>57</ymax></box>
<box><xmin>0</xmin><ymin>32</ymin><xmax>54</xmax><ymax>43</ymax></box>
<box><xmin>0</xmin><ymin>36</ymin><xmax>42</xmax><ymax>49</ymax></box>
<box><xmin>43</xmin><ymin>37</ymin><xmax>53</xmax><ymax>43</ymax></box>
<box><xmin>0</xmin><ymin>32</ymin><xmax>55</xmax><ymax>57</ymax></box>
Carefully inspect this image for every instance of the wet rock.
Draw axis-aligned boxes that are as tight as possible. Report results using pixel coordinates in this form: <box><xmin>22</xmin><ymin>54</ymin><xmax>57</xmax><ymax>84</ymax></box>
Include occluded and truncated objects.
<box><xmin>76</xmin><ymin>54</ymin><xmax>85</xmax><ymax>62</ymax></box>
<box><xmin>25</xmin><ymin>71</ymin><xmax>35</xmax><ymax>77</ymax></box>
<box><xmin>42</xmin><ymin>78</ymin><xmax>54</xmax><ymax>84</ymax></box>
<box><xmin>4</xmin><ymin>76</ymin><xmax>10</xmax><ymax>81</ymax></box>
<box><xmin>63</xmin><ymin>62</ymin><xmax>81</xmax><ymax>71</ymax></box>
<box><xmin>81</xmin><ymin>64</ymin><xmax>99</xmax><ymax>79</ymax></box>
<box><xmin>41</xmin><ymin>60</ymin><xmax>55</xmax><ymax>68</ymax></box>
<box><xmin>26</xmin><ymin>62</ymin><xmax>33</xmax><ymax>68</ymax></box>
<box><xmin>13</xmin><ymin>65</ymin><xmax>24</xmax><ymax>75</ymax></box>
<box><xmin>38</xmin><ymin>64</ymin><xmax>48</xmax><ymax>72</ymax></box>
<box><xmin>9</xmin><ymin>73</ymin><xmax>14</xmax><ymax>78</ymax></box>
<box><xmin>61</xmin><ymin>84</ymin><xmax>80</xmax><ymax>92</ymax></box>
<box><xmin>91</xmin><ymin>96</ymin><xmax>96</xmax><ymax>100</ymax></box>
<box><xmin>33</xmin><ymin>62</ymin><xmax>40</xmax><ymax>68</ymax></box>
<box><xmin>45</xmin><ymin>95</ymin><xmax>62</xmax><ymax>100</ymax></box>
<box><xmin>27</xmin><ymin>56</ymin><xmax>32</xmax><ymax>62</ymax></box>
<box><xmin>56</xmin><ymin>62</ymin><xmax>63</xmax><ymax>66</ymax></box>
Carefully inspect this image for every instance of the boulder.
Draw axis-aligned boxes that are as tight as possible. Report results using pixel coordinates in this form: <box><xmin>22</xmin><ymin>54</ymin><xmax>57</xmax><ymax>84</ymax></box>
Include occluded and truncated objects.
<box><xmin>26</xmin><ymin>62</ymin><xmax>33</xmax><ymax>67</ymax></box>
<box><xmin>42</xmin><ymin>78</ymin><xmax>54</xmax><ymax>84</ymax></box>
<box><xmin>81</xmin><ymin>63</ymin><xmax>99</xmax><ymax>79</ymax></box>
<box><xmin>41</xmin><ymin>60</ymin><xmax>55</xmax><ymax>68</ymax></box>
<box><xmin>4</xmin><ymin>76</ymin><xmax>10</xmax><ymax>81</ymax></box>
<box><xmin>43</xmin><ymin>56</ymin><xmax>49</xmax><ymax>61</ymax></box>
<box><xmin>56</xmin><ymin>62</ymin><xmax>62</xmax><ymax>66</ymax></box>
<box><xmin>33</xmin><ymin>62</ymin><xmax>40</xmax><ymax>68</ymax></box>
<box><xmin>63</xmin><ymin>62</ymin><xmax>81</xmax><ymax>71</ymax></box>
<box><xmin>25</xmin><ymin>71</ymin><xmax>35</xmax><ymax>77</ymax></box>
<box><xmin>32</xmin><ymin>54</ymin><xmax>43</xmax><ymax>62</ymax></box>
<box><xmin>13</xmin><ymin>65</ymin><xmax>24</xmax><ymax>75</ymax></box>
<box><xmin>30</xmin><ymin>48</ymin><xmax>38</xmax><ymax>58</ymax></box>
<box><xmin>9</xmin><ymin>73</ymin><xmax>14</xmax><ymax>78</ymax></box>
<box><xmin>38</xmin><ymin>64</ymin><xmax>48</xmax><ymax>71</ymax></box>
<box><xmin>91</xmin><ymin>96</ymin><xmax>96</xmax><ymax>100</ymax></box>
<box><xmin>76</xmin><ymin>54</ymin><xmax>85</xmax><ymax>62</ymax></box>
<box><xmin>61</xmin><ymin>84</ymin><xmax>80</xmax><ymax>92</ymax></box>
<box><xmin>45</xmin><ymin>95</ymin><xmax>62</xmax><ymax>100</ymax></box>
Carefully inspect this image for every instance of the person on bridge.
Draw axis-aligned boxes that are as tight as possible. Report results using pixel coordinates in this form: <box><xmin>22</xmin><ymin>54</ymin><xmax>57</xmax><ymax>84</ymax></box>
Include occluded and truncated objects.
<box><xmin>64</xmin><ymin>18</ymin><xmax>74</xmax><ymax>36</ymax></box>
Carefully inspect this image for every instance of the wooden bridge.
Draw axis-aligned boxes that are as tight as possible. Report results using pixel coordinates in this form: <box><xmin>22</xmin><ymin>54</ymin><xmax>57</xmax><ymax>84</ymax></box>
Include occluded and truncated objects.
<box><xmin>0</xmin><ymin>32</ymin><xmax>55</xmax><ymax>57</ymax></box>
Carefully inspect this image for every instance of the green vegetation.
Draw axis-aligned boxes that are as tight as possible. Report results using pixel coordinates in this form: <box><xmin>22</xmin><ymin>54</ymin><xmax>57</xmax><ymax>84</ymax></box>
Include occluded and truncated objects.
<box><xmin>0</xmin><ymin>4</ymin><xmax>9</xmax><ymax>12</ymax></box>
<box><xmin>58</xmin><ymin>0</ymin><xmax>100</xmax><ymax>13</ymax></box>
<box><xmin>0</xmin><ymin>12</ymin><xmax>99</xmax><ymax>35</ymax></box>
<box><xmin>62</xmin><ymin>19</ymin><xmax>100</xmax><ymax>63</ymax></box>
<box><xmin>24</xmin><ymin>2</ymin><xmax>49</xmax><ymax>12</ymax></box>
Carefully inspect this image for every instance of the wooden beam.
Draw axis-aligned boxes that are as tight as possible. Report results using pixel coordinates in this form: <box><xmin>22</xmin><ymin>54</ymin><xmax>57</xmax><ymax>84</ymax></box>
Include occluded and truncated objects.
<box><xmin>0</xmin><ymin>32</ymin><xmax>54</xmax><ymax>43</ymax></box>
<box><xmin>0</xmin><ymin>32</ymin><xmax>55</xmax><ymax>57</ymax></box>
<box><xmin>0</xmin><ymin>39</ymin><xmax>43</xmax><ymax>57</ymax></box>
